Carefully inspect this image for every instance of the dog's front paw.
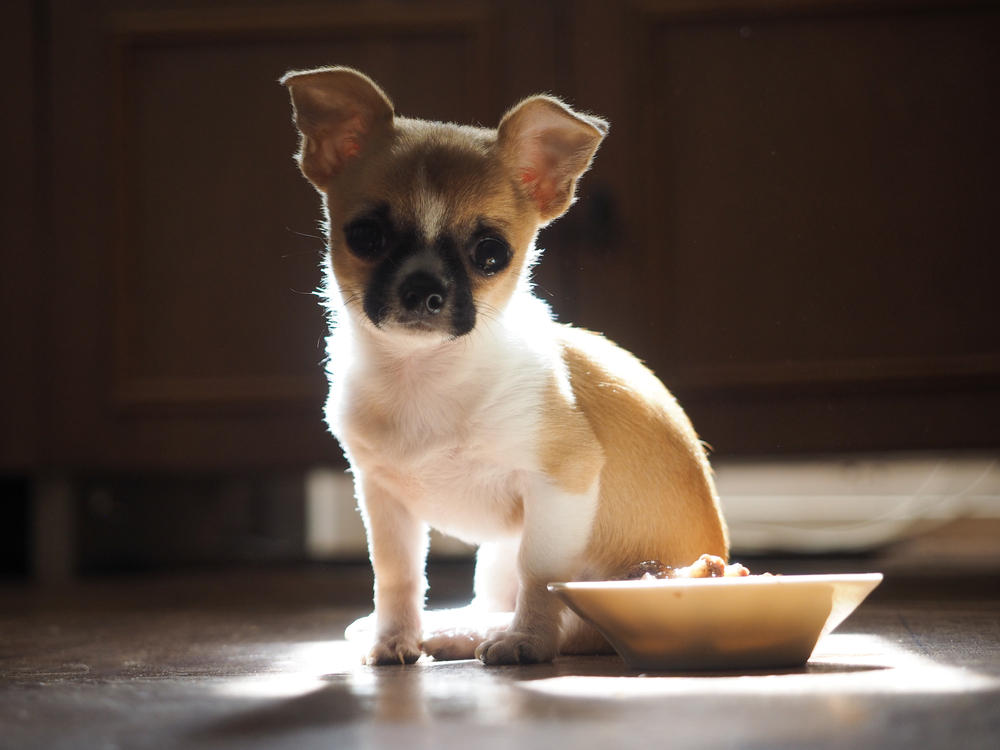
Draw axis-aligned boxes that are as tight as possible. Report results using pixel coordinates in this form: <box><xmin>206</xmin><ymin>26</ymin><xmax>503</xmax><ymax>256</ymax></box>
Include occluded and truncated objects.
<box><xmin>474</xmin><ymin>631</ymin><xmax>557</xmax><ymax>665</ymax></box>
<box><xmin>367</xmin><ymin>633</ymin><xmax>422</xmax><ymax>666</ymax></box>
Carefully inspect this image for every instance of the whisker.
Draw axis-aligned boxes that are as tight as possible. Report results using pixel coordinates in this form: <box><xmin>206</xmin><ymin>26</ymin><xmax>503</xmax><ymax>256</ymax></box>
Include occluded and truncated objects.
<box><xmin>280</xmin><ymin>248</ymin><xmax>325</xmax><ymax>259</ymax></box>
<box><xmin>286</xmin><ymin>227</ymin><xmax>325</xmax><ymax>240</ymax></box>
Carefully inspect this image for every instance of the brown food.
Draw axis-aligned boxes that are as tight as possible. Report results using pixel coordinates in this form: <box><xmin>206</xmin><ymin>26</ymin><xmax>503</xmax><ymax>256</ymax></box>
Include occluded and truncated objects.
<box><xmin>614</xmin><ymin>554</ymin><xmax>763</xmax><ymax>581</ymax></box>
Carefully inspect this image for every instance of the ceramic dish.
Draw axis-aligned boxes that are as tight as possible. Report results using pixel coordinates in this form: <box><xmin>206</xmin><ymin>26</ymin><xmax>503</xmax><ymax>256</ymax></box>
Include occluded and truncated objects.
<box><xmin>548</xmin><ymin>573</ymin><xmax>882</xmax><ymax>671</ymax></box>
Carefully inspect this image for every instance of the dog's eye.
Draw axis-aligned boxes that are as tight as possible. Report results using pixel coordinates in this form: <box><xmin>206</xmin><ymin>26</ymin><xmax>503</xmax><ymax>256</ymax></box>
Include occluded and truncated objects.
<box><xmin>344</xmin><ymin>219</ymin><xmax>385</xmax><ymax>258</ymax></box>
<box><xmin>471</xmin><ymin>237</ymin><xmax>511</xmax><ymax>276</ymax></box>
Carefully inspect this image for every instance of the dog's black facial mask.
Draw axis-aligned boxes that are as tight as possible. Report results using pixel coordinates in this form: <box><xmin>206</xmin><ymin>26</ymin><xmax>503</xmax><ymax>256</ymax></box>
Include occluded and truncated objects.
<box><xmin>346</xmin><ymin>206</ymin><xmax>482</xmax><ymax>338</ymax></box>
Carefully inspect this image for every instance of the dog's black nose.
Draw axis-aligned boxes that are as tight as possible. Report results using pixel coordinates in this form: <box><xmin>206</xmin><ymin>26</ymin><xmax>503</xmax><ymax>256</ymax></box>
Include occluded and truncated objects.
<box><xmin>399</xmin><ymin>271</ymin><xmax>447</xmax><ymax>316</ymax></box>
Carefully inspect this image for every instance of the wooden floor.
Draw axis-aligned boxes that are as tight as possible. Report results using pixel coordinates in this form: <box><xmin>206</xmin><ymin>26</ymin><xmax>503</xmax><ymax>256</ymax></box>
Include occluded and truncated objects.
<box><xmin>1</xmin><ymin>560</ymin><xmax>999</xmax><ymax>750</ymax></box>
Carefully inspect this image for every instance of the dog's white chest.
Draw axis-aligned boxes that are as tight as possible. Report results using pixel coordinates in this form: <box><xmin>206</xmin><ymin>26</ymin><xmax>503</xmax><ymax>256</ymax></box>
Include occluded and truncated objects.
<box><xmin>331</xmin><ymin>347</ymin><xmax>541</xmax><ymax>544</ymax></box>
<box><xmin>349</xmin><ymin>420</ymin><xmax>528</xmax><ymax>544</ymax></box>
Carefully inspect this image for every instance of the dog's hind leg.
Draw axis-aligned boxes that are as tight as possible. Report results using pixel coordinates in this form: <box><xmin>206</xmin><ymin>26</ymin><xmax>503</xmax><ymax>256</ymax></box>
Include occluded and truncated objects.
<box><xmin>421</xmin><ymin>538</ymin><xmax>520</xmax><ymax>660</ymax></box>
<box><xmin>470</xmin><ymin>537</ymin><xmax>520</xmax><ymax>612</ymax></box>
<box><xmin>420</xmin><ymin>609</ymin><xmax>514</xmax><ymax>661</ymax></box>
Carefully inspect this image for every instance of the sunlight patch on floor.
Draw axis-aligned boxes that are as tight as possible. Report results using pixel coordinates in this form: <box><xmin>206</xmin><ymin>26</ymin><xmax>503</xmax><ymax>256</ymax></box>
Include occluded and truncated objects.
<box><xmin>211</xmin><ymin>640</ymin><xmax>362</xmax><ymax>699</ymax></box>
<box><xmin>516</xmin><ymin>634</ymin><xmax>1000</xmax><ymax>699</ymax></box>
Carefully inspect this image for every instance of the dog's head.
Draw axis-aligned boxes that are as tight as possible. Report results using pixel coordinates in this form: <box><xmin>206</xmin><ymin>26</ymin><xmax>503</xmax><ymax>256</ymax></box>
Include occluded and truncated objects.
<box><xmin>282</xmin><ymin>67</ymin><xmax>607</xmax><ymax>340</ymax></box>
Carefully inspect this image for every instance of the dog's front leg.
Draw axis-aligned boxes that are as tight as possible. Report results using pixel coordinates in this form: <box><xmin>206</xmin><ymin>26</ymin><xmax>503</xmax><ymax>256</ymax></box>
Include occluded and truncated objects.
<box><xmin>357</xmin><ymin>473</ymin><xmax>429</xmax><ymax>665</ymax></box>
<box><xmin>475</xmin><ymin>476</ymin><xmax>599</xmax><ymax>665</ymax></box>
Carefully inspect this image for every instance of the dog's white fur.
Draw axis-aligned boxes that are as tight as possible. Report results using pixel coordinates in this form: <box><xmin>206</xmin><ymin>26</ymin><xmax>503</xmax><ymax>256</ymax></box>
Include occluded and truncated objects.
<box><xmin>283</xmin><ymin>67</ymin><xmax>728</xmax><ymax>665</ymax></box>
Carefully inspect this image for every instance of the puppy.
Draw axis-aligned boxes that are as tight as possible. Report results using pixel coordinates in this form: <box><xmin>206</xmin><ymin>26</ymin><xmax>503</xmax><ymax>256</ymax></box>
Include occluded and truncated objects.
<box><xmin>282</xmin><ymin>67</ymin><xmax>728</xmax><ymax>665</ymax></box>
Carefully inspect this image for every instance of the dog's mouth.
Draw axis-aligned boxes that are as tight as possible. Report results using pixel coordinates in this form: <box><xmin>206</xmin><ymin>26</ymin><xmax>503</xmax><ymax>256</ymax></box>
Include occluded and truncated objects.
<box><xmin>375</xmin><ymin>296</ymin><xmax>477</xmax><ymax>339</ymax></box>
<box><xmin>390</xmin><ymin>314</ymin><xmax>456</xmax><ymax>336</ymax></box>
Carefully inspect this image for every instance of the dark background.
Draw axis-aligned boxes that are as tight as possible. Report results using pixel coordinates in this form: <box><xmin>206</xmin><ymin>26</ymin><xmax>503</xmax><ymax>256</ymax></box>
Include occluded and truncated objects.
<box><xmin>2</xmin><ymin>0</ymin><xmax>998</xmax><ymax>578</ymax></box>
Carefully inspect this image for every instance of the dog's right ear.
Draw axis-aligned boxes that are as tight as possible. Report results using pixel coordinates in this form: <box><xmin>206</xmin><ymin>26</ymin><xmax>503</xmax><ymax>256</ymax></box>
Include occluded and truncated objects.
<box><xmin>281</xmin><ymin>67</ymin><xmax>394</xmax><ymax>188</ymax></box>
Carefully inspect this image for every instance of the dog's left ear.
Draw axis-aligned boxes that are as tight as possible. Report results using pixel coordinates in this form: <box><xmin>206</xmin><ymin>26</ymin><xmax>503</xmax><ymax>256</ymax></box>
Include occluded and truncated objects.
<box><xmin>281</xmin><ymin>66</ymin><xmax>394</xmax><ymax>189</ymax></box>
<box><xmin>498</xmin><ymin>96</ymin><xmax>608</xmax><ymax>223</ymax></box>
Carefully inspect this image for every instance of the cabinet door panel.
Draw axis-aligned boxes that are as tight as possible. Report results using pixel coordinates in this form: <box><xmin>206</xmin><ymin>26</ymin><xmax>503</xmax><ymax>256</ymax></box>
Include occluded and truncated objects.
<box><xmin>641</xmin><ymin>9</ymin><xmax>1000</xmax><ymax>371</ymax></box>
<box><xmin>48</xmin><ymin>1</ymin><xmax>493</xmax><ymax>468</ymax></box>
<box><xmin>566</xmin><ymin>0</ymin><xmax>1000</xmax><ymax>454</ymax></box>
<box><xmin>117</xmin><ymin>31</ymin><xmax>488</xmax><ymax>405</ymax></box>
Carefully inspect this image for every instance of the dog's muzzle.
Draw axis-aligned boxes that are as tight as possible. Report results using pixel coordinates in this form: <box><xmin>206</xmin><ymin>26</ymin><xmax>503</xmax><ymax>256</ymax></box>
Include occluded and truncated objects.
<box><xmin>361</xmin><ymin>237</ymin><xmax>477</xmax><ymax>338</ymax></box>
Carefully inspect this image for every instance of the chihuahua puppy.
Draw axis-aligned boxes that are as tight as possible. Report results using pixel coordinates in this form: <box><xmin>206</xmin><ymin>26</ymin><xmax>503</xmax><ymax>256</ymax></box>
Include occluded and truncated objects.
<box><xmin>282</xmin><ymin>67</ymin><xmax>728</xmax><ymax>665</ymax></box>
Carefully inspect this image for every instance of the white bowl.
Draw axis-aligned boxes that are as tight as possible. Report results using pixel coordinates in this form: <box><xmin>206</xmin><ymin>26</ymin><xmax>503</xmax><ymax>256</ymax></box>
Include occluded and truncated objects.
<box><xmin>548</xmin><ymin>573</ymin><xmax>882</xmax><ymax>671</ymax></box>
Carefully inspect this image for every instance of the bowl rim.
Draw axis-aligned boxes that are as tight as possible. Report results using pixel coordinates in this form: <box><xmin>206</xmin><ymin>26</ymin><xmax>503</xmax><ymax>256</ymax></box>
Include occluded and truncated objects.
<box><xmin>547</xmin><ymin>572</ymin><xmax>884</xmax><ymax>591</ymax></box>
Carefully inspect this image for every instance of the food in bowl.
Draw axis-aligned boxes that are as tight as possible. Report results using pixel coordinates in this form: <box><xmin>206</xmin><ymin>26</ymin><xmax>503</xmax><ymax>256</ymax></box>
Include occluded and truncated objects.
<box><xmin>614</xmin><ymin>554</ymin><xmax>758</xmax><ymax>580</ymax></box>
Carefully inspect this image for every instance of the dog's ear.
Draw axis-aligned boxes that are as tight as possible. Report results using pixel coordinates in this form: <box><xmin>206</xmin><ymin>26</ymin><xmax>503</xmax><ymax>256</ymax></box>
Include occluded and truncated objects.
<box><xmin>498</xmin><ymin>96</ymin><xmax>608</xmax><ymax>223</ymax></box>
<box><xmin>281</xmin><ymin>67</ymin><xmax>394</xmax><ymax>188</ymax></box>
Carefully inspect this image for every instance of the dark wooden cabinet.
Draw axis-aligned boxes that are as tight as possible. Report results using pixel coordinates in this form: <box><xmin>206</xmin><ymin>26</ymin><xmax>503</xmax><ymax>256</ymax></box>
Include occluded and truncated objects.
<box><xmin>555</xmin><ymin>0</ymin><xmax>1000</xmax><ymax>455</ymax></box>
<box><xmin>3</xmin><ymin>0</ymin><xmax>1000</xmax><ymax>477</ymax></box>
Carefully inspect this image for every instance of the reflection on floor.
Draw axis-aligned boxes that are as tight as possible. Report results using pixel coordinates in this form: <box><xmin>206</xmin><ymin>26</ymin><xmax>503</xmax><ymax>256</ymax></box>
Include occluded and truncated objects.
<box><xmin>1</xmin><ymin>559</ymin><xmax>998</xmax><ymax>750</ymax></box>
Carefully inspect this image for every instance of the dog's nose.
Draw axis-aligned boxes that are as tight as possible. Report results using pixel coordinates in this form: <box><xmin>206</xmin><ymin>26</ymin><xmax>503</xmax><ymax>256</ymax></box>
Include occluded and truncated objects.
<box><xmin>399</xmin><ymin>271</ymin><xmax>447</xmax><ymax>316</ymax></box>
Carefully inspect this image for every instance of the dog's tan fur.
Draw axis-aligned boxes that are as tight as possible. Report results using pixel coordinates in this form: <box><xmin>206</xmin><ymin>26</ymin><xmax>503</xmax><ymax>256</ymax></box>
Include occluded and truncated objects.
<box><xmin>283</xmin><ymin>66</ymin><xmax>728</xmax><ymax>665</ymax></box>
<box><xmin>557</xmin><ymin>327</ymin><xmax>728</xmax><ymax>573</ymax></box>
